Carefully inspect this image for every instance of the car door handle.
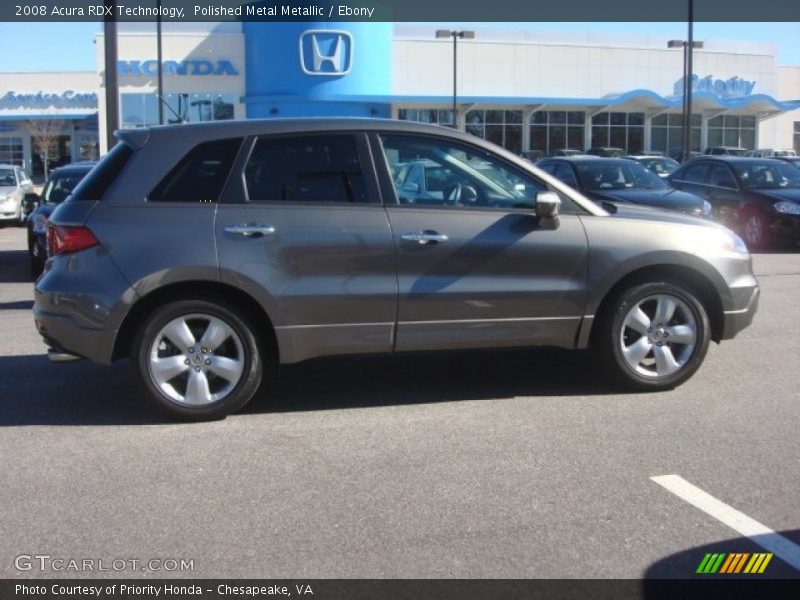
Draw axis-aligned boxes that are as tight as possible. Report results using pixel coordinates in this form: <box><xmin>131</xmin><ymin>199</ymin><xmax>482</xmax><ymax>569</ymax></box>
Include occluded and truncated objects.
<box><xmin>400</xmin><ymin>231</ymin><xmax>449</xmax><ymax>245</ymax></box>
<box><xmin>224</xmin><ymin>224</ymin><xmax>276</xmax><ymax>238</ymax></box>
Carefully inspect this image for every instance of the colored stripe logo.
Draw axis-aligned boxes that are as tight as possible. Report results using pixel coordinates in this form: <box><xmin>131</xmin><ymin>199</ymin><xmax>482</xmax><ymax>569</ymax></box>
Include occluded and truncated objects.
<box><xmin>696</xmin><ymin>552</ymin><xmax>773</xmax><ymax>574</ymax></box>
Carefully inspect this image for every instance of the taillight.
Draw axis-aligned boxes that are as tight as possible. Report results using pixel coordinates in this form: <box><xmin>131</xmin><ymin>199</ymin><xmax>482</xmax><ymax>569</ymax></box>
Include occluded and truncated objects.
<box><xmin>46</xmin><ymin>224</ymin><xmax>99</xmax><ymax>256</ymax></box>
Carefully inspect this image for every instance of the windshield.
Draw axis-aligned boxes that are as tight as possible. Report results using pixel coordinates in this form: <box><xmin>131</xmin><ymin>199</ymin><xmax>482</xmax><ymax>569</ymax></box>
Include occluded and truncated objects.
<box><xmin>576</xmin><ymin>161</ymin><xmax>668</xmax><ymax>191</ymax></box>
<box><xmin>0</xmin><ymin>168</ymin><xmax>15</xmax><ymax>186</ymax></box>
<box><xmin>41</xmin><ymin>171</ymin><xmax>89</xmax><ymax>204</ymax></box>
<box><xmin>645</xmin><ymin>158</ymin><xmax>679</xmax><ymax>176</ymax></box>
<box><xmin>732</xmin><ymin>162</ymin><xmax>800</xmax><ymax>190</ymax></box>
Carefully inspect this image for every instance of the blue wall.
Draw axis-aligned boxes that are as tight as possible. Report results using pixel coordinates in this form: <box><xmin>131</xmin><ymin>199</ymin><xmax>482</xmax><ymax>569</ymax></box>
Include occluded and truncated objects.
<box><xmin>242</xmin><ymin>22</ymin><xmax>392</xmax><ymax>118</ymax></box>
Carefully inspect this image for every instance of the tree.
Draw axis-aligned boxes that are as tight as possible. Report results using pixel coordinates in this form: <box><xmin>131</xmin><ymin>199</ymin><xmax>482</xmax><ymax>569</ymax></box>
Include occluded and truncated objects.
<box><xmin>27</xmin><ymin>118</ymin><xmax>67</xmax><ymax>180</ymax></box>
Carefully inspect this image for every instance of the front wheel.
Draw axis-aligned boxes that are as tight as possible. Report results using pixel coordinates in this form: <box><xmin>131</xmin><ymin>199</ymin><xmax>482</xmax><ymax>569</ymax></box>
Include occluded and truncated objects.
<box><xmin>741</xmin><ymin>210</ymin><xmax>770</xmax><ymax>251</ymax></box>
<box><xmin>594</xmin><ymin>281</ymin><xmax>711</xmax><ymax>390</ymax></box>
<box><xmin>132</xmin><ymin>299</ymin><xmax>264</xmax><ymax>421</ymax></box>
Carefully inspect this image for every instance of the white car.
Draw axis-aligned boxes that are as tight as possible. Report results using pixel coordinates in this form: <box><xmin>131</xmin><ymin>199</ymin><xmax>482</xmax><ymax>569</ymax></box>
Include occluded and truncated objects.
<box><xmin>0</xmin><ymin>164</ymin><xmax>35</xmax><ymax>226</ymax></box>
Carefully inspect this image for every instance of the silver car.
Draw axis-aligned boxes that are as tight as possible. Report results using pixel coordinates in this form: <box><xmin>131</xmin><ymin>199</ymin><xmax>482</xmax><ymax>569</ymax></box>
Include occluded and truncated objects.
<box><xmin>34</xmin><ymin>119</ymin><xmax>759</xmax><ymax>420</ymax></box>
<box><xmin>0</xmin><ymin>163</ymin><xmax>34</xmax><ymax>225</ymax></box>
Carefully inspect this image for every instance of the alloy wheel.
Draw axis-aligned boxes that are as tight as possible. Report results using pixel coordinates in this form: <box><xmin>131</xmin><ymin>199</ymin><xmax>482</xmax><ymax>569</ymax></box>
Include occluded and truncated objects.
<box><xmin>148</xmin><ymin>313</ymin><xmax>245</xmax><ymax>406</ymax></box>
<box><xmin>743</xmin><ymin>214</ymin><xmax>766</xmax><ymax>249</ymax></box>
<box><xmin>619</xmin><ymin>294</ymin><xmax>697</xmax><ymax>379</ymax></box>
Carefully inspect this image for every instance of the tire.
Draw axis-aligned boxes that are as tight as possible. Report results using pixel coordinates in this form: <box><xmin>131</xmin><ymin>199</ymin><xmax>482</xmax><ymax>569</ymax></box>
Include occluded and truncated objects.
<box><xmin>28</xmin><ymin>233</ymin><xmax>44</xmax><ymax>277</ymax></box>
<box><xmin>593</xmin><ymin>280</ymin><xmax>711</xmax><ymax>391</ymax></box>
<box><xmin>131</xmin><ymin>298</ymin><xmax>265</xmax><ymax>421</ymax></box>
<box><xmin>740</xmin><ymin>209</ymin><xmax>770</xmax><ymax>251</ymax></box>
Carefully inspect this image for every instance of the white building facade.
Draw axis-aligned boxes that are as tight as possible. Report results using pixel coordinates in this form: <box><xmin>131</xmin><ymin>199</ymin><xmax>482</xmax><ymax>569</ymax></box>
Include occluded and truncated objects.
<box><xmin>1</xmin><ymin>23</ymin><xmax>798</xmax><ymax>177</ymax></box>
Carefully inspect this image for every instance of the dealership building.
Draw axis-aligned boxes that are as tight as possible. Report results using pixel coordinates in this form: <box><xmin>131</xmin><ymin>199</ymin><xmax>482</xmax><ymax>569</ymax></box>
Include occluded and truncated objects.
<box><xmin>1</xmin><ymin>22</ymin><xmax>799</xmax><ymax>176</ymax></box>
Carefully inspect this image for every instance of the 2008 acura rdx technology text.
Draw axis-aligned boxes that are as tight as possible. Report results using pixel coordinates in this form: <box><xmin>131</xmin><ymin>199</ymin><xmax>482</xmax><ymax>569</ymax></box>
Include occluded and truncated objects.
<box><xmin>33</xmin><ymin>119</ymin><xmax>760</xmax><ymax>420</ymax></box>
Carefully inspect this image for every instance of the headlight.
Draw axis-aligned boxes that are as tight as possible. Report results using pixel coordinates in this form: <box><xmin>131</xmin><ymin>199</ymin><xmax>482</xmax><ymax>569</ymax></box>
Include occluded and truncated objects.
<box><xmin>774</xmin><ymin>201</ymin><xmax>800</xmax><ymax>215</ymax></box>
<box><xmin>696</xmin><ymin>227</ymin><xmax>749</xmax><ymax>255</ymax></box>
<box><xmin>32</xmin><ymin>213</ymin><xmax>48</xmax><ymax>234</ymax></box>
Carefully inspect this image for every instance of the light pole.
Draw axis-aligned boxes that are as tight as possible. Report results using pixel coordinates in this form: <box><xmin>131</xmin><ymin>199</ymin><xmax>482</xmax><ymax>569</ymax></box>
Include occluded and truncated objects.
<box><xmin>436</xmin><ymin>29</ymin><xmax>475</xmax><ymax>128</ymax></box>
<box><xmin>668</xmin><ymin>0</ymin><xmax>703</xmax><ymax>162</ymax></box>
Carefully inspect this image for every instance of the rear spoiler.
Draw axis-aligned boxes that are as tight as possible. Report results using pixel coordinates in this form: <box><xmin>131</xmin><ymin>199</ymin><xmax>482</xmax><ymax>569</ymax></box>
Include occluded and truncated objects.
<box><xmin>114</xmin><ymin>128</ymin><xmax>150</xmax><ymax>150</ymax></box>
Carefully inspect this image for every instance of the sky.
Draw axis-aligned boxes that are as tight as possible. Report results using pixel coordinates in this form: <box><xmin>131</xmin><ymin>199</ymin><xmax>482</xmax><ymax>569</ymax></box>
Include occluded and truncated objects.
<box><xmin>0</xmin><ymin>21</ymin><xmax>798</xmax><ymax>72</ymax></box>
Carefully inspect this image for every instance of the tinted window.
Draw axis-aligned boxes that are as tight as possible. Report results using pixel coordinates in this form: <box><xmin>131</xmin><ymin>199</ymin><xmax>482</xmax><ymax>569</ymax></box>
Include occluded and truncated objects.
<box><xmin>680</xmin><ymin>163</ymin><xmax>708</xmax><ymax>183</ymax></box>
<box><xmin>708</xmin><ymin>164</ymin><xmax>737</xmax><ymax>189</ymax></box>
<box><xmin>150</xmin><ymin>138</ymin><xmax>242</xmax><ymax>203</ymax></box>
<box><xmin>380</xmin><ymin>134</ymin><xmax>565</xmax><ymax>211</ymax></box>
<box><xmin>0</xmin><ymin>167</ymin><xmax>14</xmax><ymax>186</ymax></box>
<box><xmin>41</xmin><ymin>171</ymin><xmax>91</xmax><ymax>204</ymax></box>
<box><xmin>71</xmin><ymin>142</ymin><xmax>133</xmax><ymax>201</ymax></box>
<box><xmin>245</xmin><ymin>135</ymin><xmax>368</xmax><ymax>204</ymax></box>
<box><xmin>554</xmin><ymin>163</ymin><xmax>578</xmax><ymax>187</ymax></box>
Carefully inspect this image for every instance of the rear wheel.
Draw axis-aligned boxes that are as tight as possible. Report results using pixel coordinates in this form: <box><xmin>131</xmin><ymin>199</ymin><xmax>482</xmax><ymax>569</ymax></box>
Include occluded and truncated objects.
<box><xmin>28</xmin><ymin>233</ymin><xmax>44</xmax><ymax>277</ymax></box>
<box><xmin>132</xmin><ymin>299</ymin><xmax>264</xmax><ymax>421</ymax></box>
<box><xmin>594</xmin><ymin>281</ymin><xmax>711</xmax><ymax>390</ymax></box>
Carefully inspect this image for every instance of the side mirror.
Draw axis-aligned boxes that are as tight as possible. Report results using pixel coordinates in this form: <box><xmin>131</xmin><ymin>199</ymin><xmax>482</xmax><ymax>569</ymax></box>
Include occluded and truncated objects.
<box><xmin>535</xmin><ymin>191</ymin><xmax>561</xmax><ymax>219</ymax></box>
<box><xmin>22</xmin><ymin>192</ymin><xmax>40</xmax><ymax>215</ymax></box>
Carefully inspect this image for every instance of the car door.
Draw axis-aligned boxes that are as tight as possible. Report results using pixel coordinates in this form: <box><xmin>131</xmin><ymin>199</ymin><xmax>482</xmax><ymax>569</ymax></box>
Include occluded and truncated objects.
<box><xmin>215</xmin><ymin>132</ymin><xmax>397</xmax><ymax>364</ymax></box>
<box><xmin>671</xmin><ymin>162</ymin><xmax>709</xmax><ymax>198</ymax></box>
<box><xmin>704</xmin><ymin>163</ymin><xmax>743</xmax><ymax>223</ymax></box>
<box><xmin>372</xmin><ymin>132</ymin><xmax>589</xmax><ymax>352</ymax></box>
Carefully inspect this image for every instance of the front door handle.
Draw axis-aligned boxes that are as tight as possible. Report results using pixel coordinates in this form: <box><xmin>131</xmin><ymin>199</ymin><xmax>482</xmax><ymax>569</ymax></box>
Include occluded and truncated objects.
<box><xmin>400</xmin><ymin>231</ymin><xmax>449</xmax><ymax>245</ymax></box>
<box><xmin>224</xmin><ymin>224</ymin><xmax>276</xmax><ymax>238</ymax></box>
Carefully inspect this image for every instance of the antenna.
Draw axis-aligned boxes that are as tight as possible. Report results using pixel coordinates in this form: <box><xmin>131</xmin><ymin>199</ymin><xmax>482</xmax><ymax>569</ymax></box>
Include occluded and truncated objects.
<box><xmin>158</xmin><ymin>95</ymin><xmax>183</xmax><ymax>124</ymax></box>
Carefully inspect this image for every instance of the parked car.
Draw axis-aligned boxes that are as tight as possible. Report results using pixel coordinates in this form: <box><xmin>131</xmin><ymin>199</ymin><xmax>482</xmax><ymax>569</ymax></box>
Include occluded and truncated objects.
<box><xmin>537</xmin><ymin>156</ymin><xmax>711</xmax><ymax>217</ymax></box>
<box><xmin>771</xmin><ymin>156</ymin><xmax>800</xmax><ymax>169</ymax></box>
<box><xmin>624</xmin><ymin>155</ymin><xmax>680</xmax><ymax>178</ymax></box>
<box><xmin>0</xmin><ymin>164</ymin><xmax>35</xmax><ymax>226</ymax></box>
<box><xmin>551</xmin><ymin>148</ymin><xmax>582</xmax><ymax>157</ymax></box>
<box><xmin>35</xmin><ymin>118</ymin><xmax>758</xmax><ymax>420</ymax></box>
<box><xmin>745</xmin><ymin>149</ymin><xmax>796</xmax><ymax>158</ymax></box>
<box><xmin>668</xmin><ymin>156</ymin><xmax>800</xmax><ymax>249</ymax></box>
<box><xmin>519</xmin><ymin>150</ymin><xmax>545</xmax><ymax>162</ymax></box>
<box><xmin>586</xmin><ymin>147</ymin><xmax>625</xmax><ymax>157</ymax></box>
<box><xmin>26</xmin><ymin>162</ymin><xmax>96</xmax><ymax>276</ymax></box>
<box><xmin>669</xmin><ymin>149</ymin><xmax>703</xmax><ymax>163</ymax></box>
<box><xmin>704</xmin><ymin>146</ymin><xmax>748</xmax><ymax>156</ymax></box>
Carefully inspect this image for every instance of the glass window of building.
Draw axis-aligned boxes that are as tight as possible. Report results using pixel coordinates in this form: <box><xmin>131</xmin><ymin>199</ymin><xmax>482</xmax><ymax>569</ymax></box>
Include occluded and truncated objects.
<box><xmin>590</xmin><ymin>112</ymin><xmax>645</xmax><ymax>154</ymax></box>
<box><xmin>397</xmin><ymin>108</ymin><xmax>455</xmax><ymax>128</ymax></box>
<box><xmin>707</xmin><ymin>114</ymin><xmax>756</xmax><ymax>150</ymax></box>
<box><xmin>529</xmin><ymin>111</ymin><xmax>585</xmax><ymax>156</ymax></box>
<box><xmin>0</xmin><ymin>137</ymin><xmax>24</xmax><ymax>166</ymax></box>
<box><xmin>121</xmin><ymin>93</ymin><xmax>236</xmax><ymax>128</ymax></box>
<box><xmin>465</xmin><ymin>110</ymin><xmax>523</xmax><ymax>154</ymax></box>
<box><xmin>650</xmin><ymin>113</ymin><xmax>701</xmax><ymax>156</ymax></box>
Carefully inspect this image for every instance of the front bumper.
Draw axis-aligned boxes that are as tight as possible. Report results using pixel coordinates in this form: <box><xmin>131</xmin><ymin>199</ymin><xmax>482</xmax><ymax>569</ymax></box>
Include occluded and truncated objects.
<box><xmin>770</xmin><ymin>213</ymin><xmax>800</xmax><ymax>244</ymax></box>
<box><xmin>721</xmin><ymin>284</ymin><xmax>760</xmax><ymax>340</ymax></box>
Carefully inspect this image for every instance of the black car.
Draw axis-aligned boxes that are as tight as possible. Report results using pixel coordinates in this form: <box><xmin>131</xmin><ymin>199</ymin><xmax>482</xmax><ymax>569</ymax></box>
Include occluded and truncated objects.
<box><xmin>668</xmin><ymin>157</ymin><xmax>800</xmax><ymax>249</ymax></box>
<box><xmin>26</xmin><ymin>162</ymin><xmax>95</xmax><ymax>275</ymax></box>
<box><xmin>624</xmin><ymin>155</ymin><xmax>680</xmax><ymax>178</ymax></box>
<box><xmin>537</xmin><ymin>156</ymin><xmax>711</xmax><ymax>217</ymax></box>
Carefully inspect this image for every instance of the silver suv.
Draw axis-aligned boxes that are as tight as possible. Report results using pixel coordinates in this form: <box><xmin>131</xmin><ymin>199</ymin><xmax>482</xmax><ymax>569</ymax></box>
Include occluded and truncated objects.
<box><xmin>34</xmin><ymin>119</ymin><xmax>759</xmax><ymax>420</ymax></box>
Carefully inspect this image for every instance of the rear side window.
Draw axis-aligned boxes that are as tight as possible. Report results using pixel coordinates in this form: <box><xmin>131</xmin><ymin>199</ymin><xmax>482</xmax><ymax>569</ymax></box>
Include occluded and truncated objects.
<box><xmin>70</xmin><ymin>142</ymin><xmax>133</xmax><ymax>201</ymax></box>
<box><xmin>681</xmin><ymin>163</ymin><xmax>708</xmax><ymax>184</ymax></box>
<box><xmin>244</xmin><ymin>135</ymin><xmax>369</xmax><ymax>203</ymax></box>
<box><xmin>150</xmin><ymin>138</ymin><xmax>243</xmax><ymax>203</ymax></box>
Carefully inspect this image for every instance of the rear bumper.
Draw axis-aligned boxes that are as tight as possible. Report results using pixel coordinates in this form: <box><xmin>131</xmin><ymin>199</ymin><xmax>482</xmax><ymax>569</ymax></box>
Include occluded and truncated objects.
<box><xmin>33</xmin><ymin>305</ymin><xmax>117</xmax><ymax>365</ymax></box>
<box><xmin>721</xmin><ymin>284</ymin><xmax>760</xmax><ymax>340</ymax></box>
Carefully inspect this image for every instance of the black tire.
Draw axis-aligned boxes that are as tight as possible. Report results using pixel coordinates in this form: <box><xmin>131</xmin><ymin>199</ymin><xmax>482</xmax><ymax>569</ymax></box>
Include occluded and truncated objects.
<box><xmin>28</xmin><ymin>233</ymin><xmax>44</xmax><ymax>277</ymax></box>
<box><xmin>593</xmin><ymin>280</ymin><xmax>711</xmax><ymax>391</ymax></box>
<box><xmin>131</xmin><ymin>298</ymin><xmax>265</xmax><ymax>421</ymax></box>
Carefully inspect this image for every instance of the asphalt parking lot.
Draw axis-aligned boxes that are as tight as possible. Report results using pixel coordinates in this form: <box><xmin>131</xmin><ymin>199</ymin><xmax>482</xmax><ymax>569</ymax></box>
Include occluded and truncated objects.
<box><xmin>0</xmin><ymin>224</ymin><xmax>798</xmax><ymax>579</ymax></box>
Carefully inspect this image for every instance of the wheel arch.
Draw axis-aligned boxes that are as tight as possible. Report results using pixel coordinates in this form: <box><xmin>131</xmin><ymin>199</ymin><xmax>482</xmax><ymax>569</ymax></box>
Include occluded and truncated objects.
<box><xmin>112</xmin><ymin>280</ymin><xmax>279</xmax><ymax>363</ymax></box>
<box><xmin>582</xmin><ymin>263</ymin><xmax>725</xmax><ymax>348</ymax></box>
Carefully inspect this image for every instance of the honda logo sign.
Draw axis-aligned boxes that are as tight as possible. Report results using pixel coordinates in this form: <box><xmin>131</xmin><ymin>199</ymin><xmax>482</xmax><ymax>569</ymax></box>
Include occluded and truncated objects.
<box><xmin>299</xmin><ymin>30</ymin><xmax>353</xmax><ymax>76</ymax></box>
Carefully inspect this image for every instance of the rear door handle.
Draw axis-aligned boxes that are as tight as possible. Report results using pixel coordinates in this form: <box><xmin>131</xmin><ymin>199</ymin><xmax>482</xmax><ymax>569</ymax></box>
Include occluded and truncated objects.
<box><xmin>400</xmin><ymin>231</ymin><xmax>449</xmax><ymax>245</ymax></box>
<box><xmin>224</xmin><ymin>224</ymin><xmax>276</xmax><ymax>238</ymax></box>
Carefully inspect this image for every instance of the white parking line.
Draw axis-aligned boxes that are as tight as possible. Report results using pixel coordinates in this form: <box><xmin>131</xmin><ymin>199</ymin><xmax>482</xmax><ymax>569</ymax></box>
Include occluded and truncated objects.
<box><xmin>651</xmin><ymin>474</ymin><xmax>800</xmax><ymax>571</ymax></box>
